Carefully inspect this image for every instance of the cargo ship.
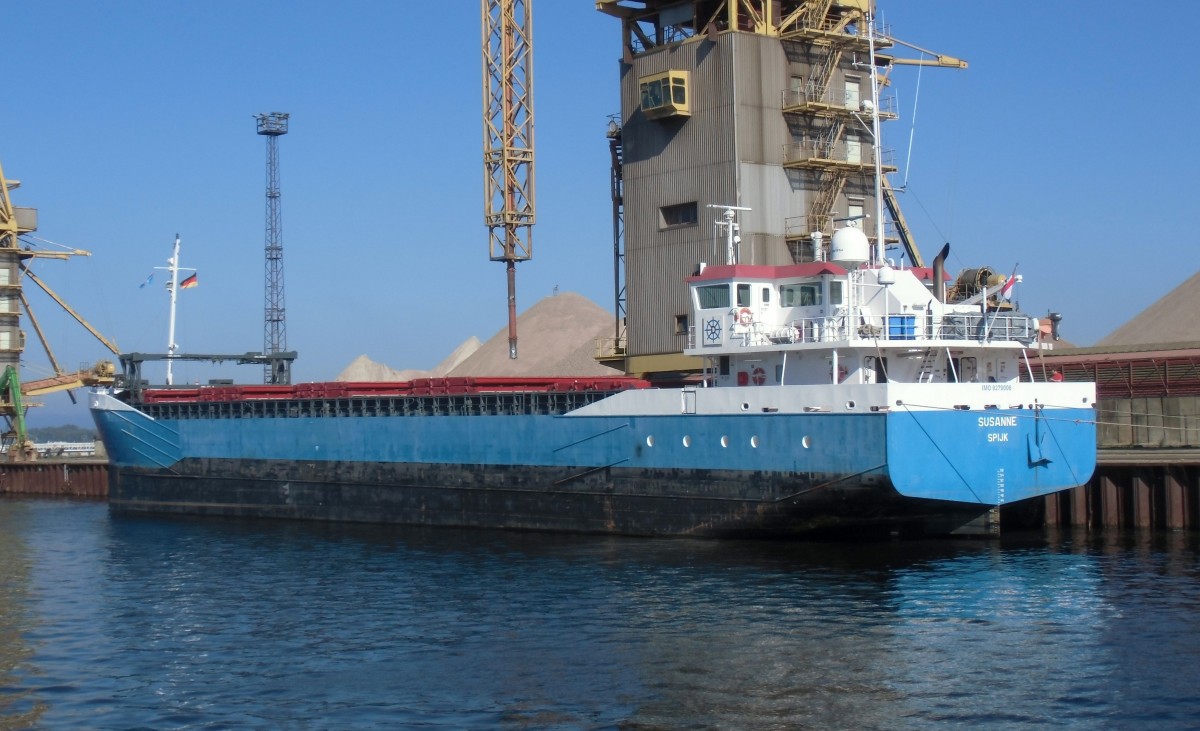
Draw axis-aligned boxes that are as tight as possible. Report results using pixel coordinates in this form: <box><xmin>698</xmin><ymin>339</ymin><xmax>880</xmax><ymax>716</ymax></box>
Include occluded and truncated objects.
<box><xmin>90</xmin><ymin>218</ymin><xmax>1095</xmax><ymax>537</ymax></box>
<box><xmin>88</xmin><ymin>13</ymin><xmax>1096</xmax><ymax>538</ymax></box>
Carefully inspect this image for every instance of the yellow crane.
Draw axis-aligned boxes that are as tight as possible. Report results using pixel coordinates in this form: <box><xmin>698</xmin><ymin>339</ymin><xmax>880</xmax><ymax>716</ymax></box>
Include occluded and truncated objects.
<box><xmin>482</xmin><ymin>0</ymin><xmax>535</xmax><ymax>360</ymax></box>
<box><xmin>874</xmin><ymin>32</ymin><xmax>968</xmax><ymax>267</ymax></box>
<box><xmin>21</xmin><ymin>362</ymin><xmax>117</xmax><ymax>397</ymax></box>
<box><xmin>0</xmin><ymin>160</ymin><xmax>121</xmax><ymax>460</ymax></box>
<box><xmin>877</xmin><ymin>36</ymin><xmax>968</xmax><ymax>69</ymax></box>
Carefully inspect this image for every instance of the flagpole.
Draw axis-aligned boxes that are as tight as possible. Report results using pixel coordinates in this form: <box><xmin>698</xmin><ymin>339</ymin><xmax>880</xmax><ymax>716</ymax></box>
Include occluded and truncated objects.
<box><xmin>150</xmin><ymin>234</ymin><xmax>195</xmax><ymax>386</ymax></box>
<box><xmin>166</xmin><ymin>234</ymin><xmax>181</xmax><ymax>386</ymax></box>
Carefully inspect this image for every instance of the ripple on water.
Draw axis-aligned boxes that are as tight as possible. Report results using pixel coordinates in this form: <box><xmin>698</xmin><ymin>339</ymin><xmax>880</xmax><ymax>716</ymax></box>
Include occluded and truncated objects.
<box><xmin>2</xmin><ymin>501</ymin><xmax>1200</xmax><ymax>729</ymax></box>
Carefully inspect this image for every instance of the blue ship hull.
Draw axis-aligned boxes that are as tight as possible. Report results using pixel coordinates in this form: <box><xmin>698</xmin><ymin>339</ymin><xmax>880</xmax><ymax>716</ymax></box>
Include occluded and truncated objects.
<box><xmin>91</xmin><ymin>389</ymin><xmax>1096</xmax><ymax>537</ymax></box>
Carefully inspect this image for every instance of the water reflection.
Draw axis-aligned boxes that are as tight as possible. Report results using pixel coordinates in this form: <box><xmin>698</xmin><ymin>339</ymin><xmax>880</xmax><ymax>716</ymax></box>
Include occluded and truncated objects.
<box><xmin>0</xmin><ymin>502</ymin><xmax>46</xmax><ymax>728</ymax></box>
<box><xmin>2</xmin><ymin>501</ymin><xmax>1199</xmax><ymax>729</ymax></box>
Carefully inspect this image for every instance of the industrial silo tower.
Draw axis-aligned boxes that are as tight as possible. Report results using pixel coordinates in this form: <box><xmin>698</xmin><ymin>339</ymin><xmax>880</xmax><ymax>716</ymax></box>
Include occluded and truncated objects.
<box><xmin>596</xmin><ymin>0</ymin><xmax>962</xmax><ymax>378</ymax></box>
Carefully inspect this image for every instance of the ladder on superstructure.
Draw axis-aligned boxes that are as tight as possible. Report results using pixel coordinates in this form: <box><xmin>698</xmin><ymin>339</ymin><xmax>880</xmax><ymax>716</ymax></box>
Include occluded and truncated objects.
<box><xmin>916</xmin><ymin>348</ymin><xmax>938</xmax><ymax>383</ymax></box>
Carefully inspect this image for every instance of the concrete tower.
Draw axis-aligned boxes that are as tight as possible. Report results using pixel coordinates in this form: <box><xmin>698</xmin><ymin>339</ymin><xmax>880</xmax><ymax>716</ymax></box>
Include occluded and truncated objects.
<box><xmin>597</xmin><ymin>1</ymin><xmax>962</xmax><ymax>377</ymax></box>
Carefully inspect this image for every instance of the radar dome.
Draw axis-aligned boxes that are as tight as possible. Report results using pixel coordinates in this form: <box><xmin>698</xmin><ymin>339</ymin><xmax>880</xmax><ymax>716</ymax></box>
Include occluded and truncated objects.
<box><xmin>830</xmin><ymin>227</ymin><xmax>869</xmax><ymax>265</ymax></box>
<box><xmin>877</xmin><ymin>264</ymin><xmax>896</xmax><ymax>286</ymax></box>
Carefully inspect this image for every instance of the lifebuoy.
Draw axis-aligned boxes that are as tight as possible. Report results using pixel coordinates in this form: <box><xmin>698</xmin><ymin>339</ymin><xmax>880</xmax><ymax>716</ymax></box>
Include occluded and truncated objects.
<box><xmin>752</xmin><ymin>366</ymin><xmax>767</xmax><ymax>386</ymax></box>
<box><xmin>738</xmin><ymin>308</ymin><xmax>754</xmax><ymax>326</ymax></box>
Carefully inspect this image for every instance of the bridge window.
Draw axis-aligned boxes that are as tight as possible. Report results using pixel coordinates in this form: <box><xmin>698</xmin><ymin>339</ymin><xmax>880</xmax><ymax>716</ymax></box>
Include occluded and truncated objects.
<box><xmin>782</xmin><ymin>283</ymin><xmax>821</xmax><ymax>307</ymax></box>
<box><xmin>736</xmin><ymin>283</ymin><xmax>752</xmax><ymax>307</ymax></box>
<box><xmin>697</xmin><ymin>284</ymin><xmax>730</xmax><ymax>309</ymax></box>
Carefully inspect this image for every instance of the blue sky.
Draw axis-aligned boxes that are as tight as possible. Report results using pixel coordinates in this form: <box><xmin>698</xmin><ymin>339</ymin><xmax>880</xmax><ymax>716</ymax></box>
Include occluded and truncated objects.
<box><xmin>5</xmin><ymin>1</ymin><xmax>1196</xmax><ymax>426</ymax></box>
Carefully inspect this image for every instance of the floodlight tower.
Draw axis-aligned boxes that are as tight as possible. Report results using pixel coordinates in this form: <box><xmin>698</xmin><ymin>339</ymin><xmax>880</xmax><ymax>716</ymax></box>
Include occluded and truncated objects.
<box><xmin>482</xmin><ymin>0</ymin><xmax>535</xmax><ymax>359</ymax></box>
<box><xmin>255</xmin><ymin>112</ymin><xmax>290</xmax><ymax>384</ymax></box>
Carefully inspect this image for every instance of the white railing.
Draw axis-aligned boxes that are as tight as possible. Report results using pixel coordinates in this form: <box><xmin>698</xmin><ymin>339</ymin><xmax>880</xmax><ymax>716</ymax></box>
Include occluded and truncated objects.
<box><xmin>689</xmin><ymin>312</ymin><xmax>1038</xmax><ymax>349</ymax></box>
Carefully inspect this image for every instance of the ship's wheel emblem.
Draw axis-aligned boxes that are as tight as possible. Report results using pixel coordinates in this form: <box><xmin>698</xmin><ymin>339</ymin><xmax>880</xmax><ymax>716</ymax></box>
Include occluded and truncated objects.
<box><xmin>704</xmin><ymin>318</ymin><xmax>723</xmax><ymax>342</ymax></box>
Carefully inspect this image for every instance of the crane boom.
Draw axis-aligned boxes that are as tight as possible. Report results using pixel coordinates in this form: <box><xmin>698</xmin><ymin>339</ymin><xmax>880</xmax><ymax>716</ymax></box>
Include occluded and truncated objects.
<box><xmin>17</xmin><ymin>288</ymin><xmax>79</xmax><ymax>403</ymax></box>
<box><xmin>878</xmin><ymin>36</ymin><xmax>967</xmax><ymax>69</ymax></box>
<box><xmin>21</xmin><ymin>362</ymin><xmax>116</xmax><ymax>397</ymax></box>
<box><xmin>19</xmin><ymin>264</ymin><xmax>120</xmax><ymax>355</ymax></box>
<box><xmin>882</xmin><ymin>177</ymin><xmax>924</xmax><ymax>268</ymax></box>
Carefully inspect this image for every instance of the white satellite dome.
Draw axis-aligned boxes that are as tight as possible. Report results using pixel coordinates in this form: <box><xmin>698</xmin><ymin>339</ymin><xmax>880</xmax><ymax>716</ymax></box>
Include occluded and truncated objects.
<box><xmin>877</xmin><ymin>263</ymin><xmax>896</xmax><ymax>286</ymax></box>
<box><xmin>830</xmin><ymin>226</ymin><xmax>869</xmax><ymax>265</ymax></box>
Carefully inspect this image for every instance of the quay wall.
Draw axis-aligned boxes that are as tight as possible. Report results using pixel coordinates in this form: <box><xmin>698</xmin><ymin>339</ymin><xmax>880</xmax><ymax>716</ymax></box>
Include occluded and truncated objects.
<box><xmin>1010</xmin><ymin>394</ymin><xmax>1200</xmax><ymax>531</ymax></box>
<box><xmin>0</xmin><ymin>459</ymin><xmax>108</xmax><ymax>497</ymax></box>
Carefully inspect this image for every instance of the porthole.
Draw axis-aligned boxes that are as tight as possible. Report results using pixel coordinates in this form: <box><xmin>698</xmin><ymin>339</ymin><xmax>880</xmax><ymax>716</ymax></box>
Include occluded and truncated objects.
<box><xmin>646</xmin><ymin>435</ymin><xmax>655</xmax><ymax>447</ymax></box>
<box><xmin>845</xmin><ymin>400</ymin><xmax>856</xmax><ymax>409</ymax></box>
<box><xmin>720</xmin><ymin>435</ymin><xmax>730</xmax><ymax>448</ymax></box>
<box><xmin>682</xmin><ymin>435</ymin><xmax>692</xmax><ymax>447</ymax></box>
<box><xmin>750</xmin><ymin>435</ymin><xmax>760</xmax><ymax>448</ymax></box>
<box><xmin>741</xmin><ymin>402</ymin><xmax>750</xmax><ymax>411</ymax></box>
<box><xmin>801</xmin><ymin>436</ymin><xmax>811</xmax><ymax>449</ymax></box>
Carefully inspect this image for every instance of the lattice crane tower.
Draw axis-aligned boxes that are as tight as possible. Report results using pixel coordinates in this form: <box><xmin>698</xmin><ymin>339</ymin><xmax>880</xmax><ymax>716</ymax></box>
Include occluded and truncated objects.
<box><xmin>255</xmin><ymin>112</ymin><xmax>290</xmax><ymax>384</ymax></box>
<box><xmin>482</xmin><ymin>0</ymin><xmax>534</xmax><ymax>359</ymax></box>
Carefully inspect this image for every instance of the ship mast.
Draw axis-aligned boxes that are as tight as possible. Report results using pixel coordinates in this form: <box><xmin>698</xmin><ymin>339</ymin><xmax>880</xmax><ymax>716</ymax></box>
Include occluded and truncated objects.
<box><xmin>157</xmin><ymin>234</ymin><xmax>193</xmax><ymax>386</ymax></box>
<box><xmin>866</xmin><ymin>13</ymin><xmax>886</xmax><ymax>266</ymax></box>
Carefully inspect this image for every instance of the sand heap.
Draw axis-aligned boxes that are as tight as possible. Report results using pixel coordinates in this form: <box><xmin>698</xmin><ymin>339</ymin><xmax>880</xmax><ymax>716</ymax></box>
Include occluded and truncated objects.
<box><xmin>337</xmin><ymin>291</ymin><xmax>622</xmax><ymax>380</ymax></box>
<box><xmin>337</xmin><ymin>336</ymin><xmax>482</xmax><ymax>382</ymax></box>
<box><xmin>1096</xmin><ymin>270</ymin><xmax>1200</xmax><ymax>347</ymax></box>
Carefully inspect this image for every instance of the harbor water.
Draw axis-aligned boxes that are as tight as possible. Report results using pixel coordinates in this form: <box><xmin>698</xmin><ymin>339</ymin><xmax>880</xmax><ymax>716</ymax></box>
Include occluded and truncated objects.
<box><xmin>2</xmin><ymin>498</ymin><xmax>1200</xmax><ymax>730</ymax></box>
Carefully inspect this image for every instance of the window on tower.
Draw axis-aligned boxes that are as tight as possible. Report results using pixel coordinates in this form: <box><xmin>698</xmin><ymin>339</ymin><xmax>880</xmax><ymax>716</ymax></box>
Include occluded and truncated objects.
<box><xmin>639</xmin><ymin>71</ymin><xmax>691</xmax><ymax>120</ymax></box>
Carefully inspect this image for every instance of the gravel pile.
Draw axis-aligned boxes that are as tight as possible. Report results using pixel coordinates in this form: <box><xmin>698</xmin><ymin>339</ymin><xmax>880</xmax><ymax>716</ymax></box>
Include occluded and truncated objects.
<box><xmin>336</xmin><ymin>292</ymin><xmax>622</xmax><ymax>381</ymax></box>
<box><xmin>1096</xmin><ymin>270</ymin><xmax>1200</xmax><ymax>347</ymax></box>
